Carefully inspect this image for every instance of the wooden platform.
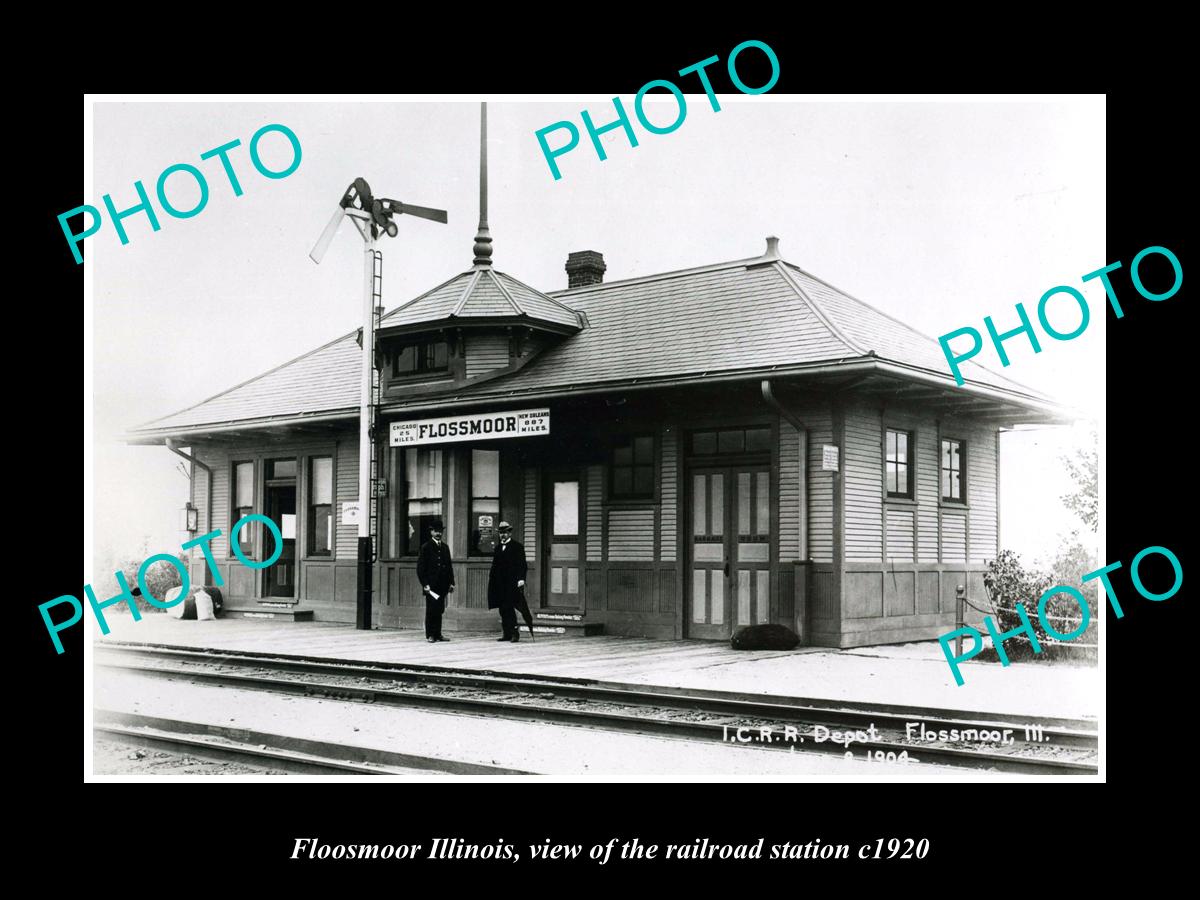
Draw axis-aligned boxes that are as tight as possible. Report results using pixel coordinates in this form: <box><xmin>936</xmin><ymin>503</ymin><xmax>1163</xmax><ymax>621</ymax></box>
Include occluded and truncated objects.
<box><xmin>97</xmin><ymin>616</ymin><xmax>797</xmax><ymax>680</ymax></box>
<box><xmin>93</xmin><ymin>614</ymin><xmax>1101</xmax><ymax>719</ymax></box>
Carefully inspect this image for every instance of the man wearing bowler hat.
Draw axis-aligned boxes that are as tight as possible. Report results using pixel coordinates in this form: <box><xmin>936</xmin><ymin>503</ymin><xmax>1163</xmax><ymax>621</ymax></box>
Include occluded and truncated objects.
<box><xmin>416</xmin><ymin>520</ymin><xmax>455</xmax><ymax>643</ymax></box>
<box><xmin>488</xmin><ymin>521</ymin><xmax>528</xmax><ymax>642</ymax></box>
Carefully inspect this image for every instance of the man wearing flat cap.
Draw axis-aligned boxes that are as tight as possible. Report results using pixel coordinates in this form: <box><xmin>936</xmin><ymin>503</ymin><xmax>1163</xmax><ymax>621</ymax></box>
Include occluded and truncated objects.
<box><xmin>416</xmin><ymin>519</ymin><xmax>454</xmax><ymax>643</ymax></box>
<box><xmin>487</xmin><ymin>520</ymin><xmax>528</xmax><ymax>642</ymax></box>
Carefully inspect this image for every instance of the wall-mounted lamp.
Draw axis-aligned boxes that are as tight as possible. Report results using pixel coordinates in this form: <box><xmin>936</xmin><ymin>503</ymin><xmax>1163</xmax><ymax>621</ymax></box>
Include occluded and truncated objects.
<box><xmin>181</xmin><ymin>501</ymin><xmax>199</xmax><ymax>533</ymax></box>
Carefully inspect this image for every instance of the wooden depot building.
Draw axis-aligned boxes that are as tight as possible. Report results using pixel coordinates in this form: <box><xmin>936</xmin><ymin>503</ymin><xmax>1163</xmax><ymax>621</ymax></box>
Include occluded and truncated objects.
<box><xmin>127</xmin><ymin>143</ymin><xmax>1066</xmax><ymax>647</ymax></box>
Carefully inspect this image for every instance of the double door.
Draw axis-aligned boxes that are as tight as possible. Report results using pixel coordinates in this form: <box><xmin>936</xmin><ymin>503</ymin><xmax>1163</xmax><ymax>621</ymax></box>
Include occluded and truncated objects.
<box><xmin>688</xmin><ymin>466</ymin><xmax>771</xmax><ymax>639</ymax></box>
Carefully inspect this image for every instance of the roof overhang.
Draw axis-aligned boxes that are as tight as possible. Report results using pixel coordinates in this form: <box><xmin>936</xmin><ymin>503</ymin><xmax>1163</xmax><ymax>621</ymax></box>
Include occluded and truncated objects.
<box><xmin>372</xmin><ymin>356</ymin><xmax>1073</xmax><ymax>425</ymax></box>
<box><xmin>378</xmin><ymin>314</ymin><xmax>581</xmax><ymax>340</ymax></box>
<box><xmin>125</xmin><ymin>409</ymin><xmax>358</xmax><ymax>446</ymax></box>
<box><xmin>124</xmin><ymin>356</ymin><xmax>1074</xmax><ymax>445</ymax></box>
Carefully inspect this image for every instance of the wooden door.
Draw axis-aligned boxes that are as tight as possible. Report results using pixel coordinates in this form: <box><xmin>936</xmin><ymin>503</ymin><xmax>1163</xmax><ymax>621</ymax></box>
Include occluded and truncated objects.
<box><xmin>688</xmin><ymin>468</ymin><xmax>729</xmax><ymax>639</ymax></box>
<box><xmin>688</xmin><ymin>465</ymin><xmax>771</xmax><ymax>638</ymax></box>
<box><xmin>732</xmin><ymin>467</ymin><xmax>771</xmax><ymax>627</ymax></box>
<box><xmin>264</xmin><ymin>483</ymin><xmax>296</xmax><ymax>598</ymax></box>
<box><xmin>544</xmin><ymin>471</ymin><xmax>583</xmax><ymax>608</ymax></box>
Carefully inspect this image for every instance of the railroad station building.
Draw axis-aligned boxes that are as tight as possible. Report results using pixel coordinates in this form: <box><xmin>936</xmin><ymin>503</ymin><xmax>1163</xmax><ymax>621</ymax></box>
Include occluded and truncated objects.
<box><xmin>127</xmin><ymin>133</ymin><xmax>1065</xmax><ymax>648</ymax></box>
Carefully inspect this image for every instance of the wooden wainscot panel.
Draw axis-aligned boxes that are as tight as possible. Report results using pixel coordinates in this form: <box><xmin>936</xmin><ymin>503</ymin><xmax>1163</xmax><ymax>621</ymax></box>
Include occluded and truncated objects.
<box><xmin>371</xmin><ymin>565</ymin><xmax>401</xmax><ymax>627</ymax></box>
<box><xmin>658</xmin><ymin>568</ymin><xmax>676</xmax><ymax>614</ymax></box>
<box><xmin>191</xmin><ymin>558</ymin><xmax>230</xmax><ymax>589</ymax></box>
<box><xmin>603</xmin><ymin>612</ymin><xmax>676</xmax><ymax>640</ymax></box>
<box><xmin>778</xmin><ymin>566</ymin><xmax>795</xmax><ymax>621</ymax></box>
<box><xmin>465</xmin><ymin>566</ymin><xmax>489</xmax><ymax>609</ymax></box>
<box><xmin>585</xmin><ymin>565</ymin><xmax>605</xmax><ymax>612</ymax></box>
<box><xmin>305</xmin><ymin>563</ymin><xmax>335</xmax><ymax>602</ymax></box>
<box><xmin>607</xmin><ymin>568</ymin><xmax>657</xmax><ymax>613</ymax></box>
<box><xmin>790</xmin><ymin>563</ymin><xmax>810</xmax><ymax>641</ymax></box>
<box><xmin>883</xmin><ymin>569</ymin><xmax>916</xmax><ymax>617</ymax></box>
<box><xmin>917</xmin><ymin>571</ymin><xmax>940</xmax><ymax>614</ymax></box>
<box><xmin>229</xmin><ymin>564</ymin><xmax>255</xmax><ymax>599</ymax></box>
<box><xmin>844</xmin><ymin>571</ymin><xmax>883</xmax><ymax>619</ymax></box>
<box><xmin>400</xmin><ymin>571</ymin><xmax>424</xmax><ymax>607</ymax></box>
<box><xmin>334</xmin><ymin>565</ymin><xmax>357</xmax><ymax>605</ymax></box>
<box><xmin>940</xmin><ymin>571</ymin><xmax>968</xmax><ymax>613</ymax></box>
<box><xmin>389</xmin><ymin>566</ymin><xmax>403</xmax><ymax>607</ymax></box>
<box><xmin>967</xmin><ymin>571</ymin><xmax>987</xmax><ymax>621</ymax></box>
<box><xmin>811</xmin><ymin>568</ymin><xmax>837</xmax><ymax>620</ymax></box>
<box><xmin>838</xmin><ymin>612</ymin><xmax>964</xmax><ymax>647</ymax></box>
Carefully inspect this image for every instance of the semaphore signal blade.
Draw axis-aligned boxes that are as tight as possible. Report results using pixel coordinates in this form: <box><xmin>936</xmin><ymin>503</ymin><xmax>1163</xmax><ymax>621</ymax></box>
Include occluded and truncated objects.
<box><xmin>397</xmin><ymin>203</ymin><xmax>448</xmax><ymax>224</ymax></box>
<box><xmin>309</xmin><ymin>206</ymin><xmax>346</xmax><ymax>264</ymax></box>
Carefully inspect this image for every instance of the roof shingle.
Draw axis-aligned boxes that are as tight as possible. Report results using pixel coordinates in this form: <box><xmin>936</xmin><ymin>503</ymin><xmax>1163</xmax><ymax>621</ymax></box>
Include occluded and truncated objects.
<box><xmin>130</xmin><ymin>253</ymin><xmax>1052</xmax><ymax>436</ymax></box>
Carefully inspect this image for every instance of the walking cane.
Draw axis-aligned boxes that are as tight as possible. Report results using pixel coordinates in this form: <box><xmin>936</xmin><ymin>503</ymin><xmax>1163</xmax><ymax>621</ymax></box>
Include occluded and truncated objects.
<box><xmin>517</xmin><ymin>587</ymin><xmax>535</xmax><ymax>641</ymax></box>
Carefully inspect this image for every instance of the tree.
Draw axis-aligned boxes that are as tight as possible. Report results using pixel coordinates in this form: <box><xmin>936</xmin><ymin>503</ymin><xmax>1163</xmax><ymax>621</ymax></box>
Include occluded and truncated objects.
<box><xmin>1060</xmin><ymin>426</ymin><xmax>1098</xmax><ymax>534</ymax></box>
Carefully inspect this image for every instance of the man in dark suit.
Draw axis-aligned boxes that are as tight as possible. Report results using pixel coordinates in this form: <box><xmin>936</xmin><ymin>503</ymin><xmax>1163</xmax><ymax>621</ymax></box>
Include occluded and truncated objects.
<box><xmin>487</xmin><ymin>520</ymin><xmax>528</xmax><ymax>642</ymax></box>
<box><xmin>416</xmin><ymin>520</ymin><xmax>455</xmax><ymax>643</ymax></box>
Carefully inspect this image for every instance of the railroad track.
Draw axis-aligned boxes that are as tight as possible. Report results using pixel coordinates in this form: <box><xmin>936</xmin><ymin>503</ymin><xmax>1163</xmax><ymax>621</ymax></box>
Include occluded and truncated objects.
<box><xmin>95</xmin><ymin>641</ymin><xmax>1098</xmax><ymax>775</ymax></box>
<box><xmin>94</xmin><ymin>709</ymin><xmax>531</xmax><ymax>776</ymax></box>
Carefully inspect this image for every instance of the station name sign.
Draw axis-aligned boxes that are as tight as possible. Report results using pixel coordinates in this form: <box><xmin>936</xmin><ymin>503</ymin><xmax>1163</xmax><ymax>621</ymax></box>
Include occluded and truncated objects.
<box><xmin>391</xmin><ymin>408</ymin><xmax>551</xmax><ymax>447</ymax></box>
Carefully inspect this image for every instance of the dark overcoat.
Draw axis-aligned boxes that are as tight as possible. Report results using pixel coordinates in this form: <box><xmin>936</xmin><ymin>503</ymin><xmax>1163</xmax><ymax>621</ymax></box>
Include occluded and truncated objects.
<box><xmin>416</xmin><ymin>540</ymin><xmax>455</xmax><ymax>597</ymax></box>
<box><xmin>487</xmin><ymin>540</ymin><xmax>528</xmax><ymax>610</ymax></box>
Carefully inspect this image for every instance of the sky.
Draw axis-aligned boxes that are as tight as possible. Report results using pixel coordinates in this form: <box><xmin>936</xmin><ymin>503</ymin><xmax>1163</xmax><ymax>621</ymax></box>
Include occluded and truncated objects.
<box><xmin>89</xmin><ymin>96</ymin><xmax>1105</xmax><ymax>575</ymax></box>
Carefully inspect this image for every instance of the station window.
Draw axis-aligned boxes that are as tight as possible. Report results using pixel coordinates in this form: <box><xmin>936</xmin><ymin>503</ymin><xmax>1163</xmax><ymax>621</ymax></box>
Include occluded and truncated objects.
<box><xmin>308</xmin><ymin>456</ymin><xmax>333</xmax><ymax>556</ymax></box>
<box><xmin>612</xmin><ymin>435</ymin><xmax>655</xmax><ymax>499</ymax></box>
<box><xmin>393</xmin><ymin>339</ymin><xmax>449</xmax><ymax>377</ymax></box>
<box><xmin>269</xmin><ymin>459</ymin><xmax>297</xmax><ymax>478</ymax></box>
<box><xmin>405</xmin><ymin>447</ymin><xmax>444</xmax><ymax>553</ymax></box>
<box><xmin>885</xmin><ymin>429</ymin><xmax>914</xmax><ymax>499</ymax></box>
<box><xmin>470</xmin><ymin>449</ymin><xmax>502</xmax><ymax>555</ymax></box>
<box><xmin>941</xmin><ymin>439</ymin><xmax>966</xmax><ymax>503</ymax></box>
<box><xmin>232</xmin><ymin>461</ymin><xmax>255</xmax><ymax>554</ymax></box>
<box><xmin>691</xmin><ymin>427</ymin><xmax>771</xmax><ymax>455</ymax></box>
<box><xmin>379</xmin><ymin>443</ymin><xmax>405</xmax><ymax>560</ymax></box>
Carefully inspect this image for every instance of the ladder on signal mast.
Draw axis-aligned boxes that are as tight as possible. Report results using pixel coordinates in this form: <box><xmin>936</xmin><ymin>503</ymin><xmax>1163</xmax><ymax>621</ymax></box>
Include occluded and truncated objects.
<box><xmin>368</xmin><ymin>249</ymin><xmax>383</xmax><ymax>564</ymax></box>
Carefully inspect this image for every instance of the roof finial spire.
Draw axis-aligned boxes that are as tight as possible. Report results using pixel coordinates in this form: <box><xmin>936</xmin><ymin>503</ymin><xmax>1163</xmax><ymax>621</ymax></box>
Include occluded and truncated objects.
<box><xmin>472</xmin><ymin>102</ymin><xmax>493</xmax><ymax>268</ymax></box>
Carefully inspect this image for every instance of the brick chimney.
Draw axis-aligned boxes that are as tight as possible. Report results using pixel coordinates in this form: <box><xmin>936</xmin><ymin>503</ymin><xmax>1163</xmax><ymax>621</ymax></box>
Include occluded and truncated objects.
<box><xmin>565</xmin><ymin>250</ymin><xmax>606</xmax><ymax>288</ymax></box>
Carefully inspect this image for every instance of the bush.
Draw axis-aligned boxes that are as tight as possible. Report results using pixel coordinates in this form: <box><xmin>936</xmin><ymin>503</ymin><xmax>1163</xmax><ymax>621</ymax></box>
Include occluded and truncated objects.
<box><xmin>93</xmin><ymin>543</ymin><xmax>187</xmax><ymax>615</ymax></box>
<box><xmin>978</xmin><ymin>548</ymin><xmax>1097</xmax><ymax>664</ymax></box>
<box><xmin>979</xmin><ymin>550</ymin><xmax>1051</xmax><ymax>662</ymax></box>
<box><xmin>122</xmin><ymin>557</ymin><xmax>186</xmax><ymax>613</ymax></box>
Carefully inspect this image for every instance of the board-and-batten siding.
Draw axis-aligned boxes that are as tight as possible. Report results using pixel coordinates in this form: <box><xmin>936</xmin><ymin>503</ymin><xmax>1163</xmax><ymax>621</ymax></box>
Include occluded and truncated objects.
<box><xmin>659</xmin><ymin>426</ymin><xmax>677</xmax><ymax>562</ymax></box>
<box><xmin>806</xmin><ymin>411</ymin><xmax>834</xmax><ymax>563</ymax></box>
<box><xmin>335</xmin><ymin>438</ymin><xmax>357</xmax><ymax>560</ymax></box>
<box><xmin>778</xmin><ymin>420</ymin><xmax>800</xmax><ymax>562</ymax></box>
<box><xmin>464</xmin><ymin>333</ymin><xmax>510</xmax><ymax>380</ymax></box>
<box><xmin>608</xmin><ymin>508</ymin><xmax>655</xmax><ymax>561</ymax></box>
<box><xmin>968</xmin><ymin>428</ymin><xmax>998</xmax><ymax>564</ymax></box>
<box><xmin>843</xmin><ymin>414</ymin><xmax>882</xmax><ymax>562</ymax></box>
<box><xmin>586</xmin><ymin>466</ymin><xmax>603</xmax><ymax>561</ymax></box>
